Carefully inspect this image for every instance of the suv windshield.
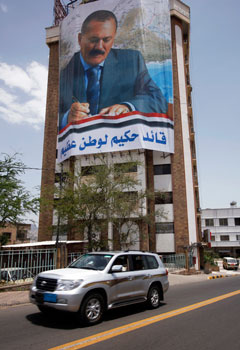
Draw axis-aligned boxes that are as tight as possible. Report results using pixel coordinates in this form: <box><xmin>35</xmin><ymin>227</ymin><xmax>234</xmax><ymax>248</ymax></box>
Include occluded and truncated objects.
<box><xmin>69</xmin><ymin>254</ymin><xmax>113</xmax><ymax>271</ymax></box>
<box><xmin>227</xmin><ymin>259</ymin><xmax>237</xmax><ymax>263</ymax></box>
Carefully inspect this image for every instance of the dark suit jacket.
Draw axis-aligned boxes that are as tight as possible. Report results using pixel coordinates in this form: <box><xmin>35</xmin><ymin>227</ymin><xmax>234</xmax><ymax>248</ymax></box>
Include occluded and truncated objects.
<box><xmin>59</xmin><ymin>49</ymin><xmax>168</xmax><ymax>130</ymax></box>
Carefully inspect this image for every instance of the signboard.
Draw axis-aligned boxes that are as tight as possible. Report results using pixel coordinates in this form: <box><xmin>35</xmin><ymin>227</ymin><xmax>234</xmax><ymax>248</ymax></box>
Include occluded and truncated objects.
<box><xmin>58</xmin><ymin>0</ymin><xmax>173</xmax><ymax>162</ymax></box>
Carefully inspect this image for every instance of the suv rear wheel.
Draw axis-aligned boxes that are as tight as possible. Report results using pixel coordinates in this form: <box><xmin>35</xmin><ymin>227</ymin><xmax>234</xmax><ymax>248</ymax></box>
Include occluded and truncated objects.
<box><xmin>80</xmin><ymin>293</ymin><xmax>105</xmax><ymax>325</ymax></box>
<box><xmin>147</xmin><ymin>285</ymin><xmax>162</xmax><ymax>309</ymax></box>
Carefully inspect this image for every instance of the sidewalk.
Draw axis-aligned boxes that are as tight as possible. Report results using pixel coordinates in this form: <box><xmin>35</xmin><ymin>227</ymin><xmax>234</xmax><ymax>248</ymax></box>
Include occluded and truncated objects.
<box><xmin>168</xmin><ymin>272</ymin><xmax>209</xmax><ymax>285</ymax></box>
<box><xmin>0</xmin><ymin>290</ymin><xmax>30</xmax><ymax>308</ymax></box>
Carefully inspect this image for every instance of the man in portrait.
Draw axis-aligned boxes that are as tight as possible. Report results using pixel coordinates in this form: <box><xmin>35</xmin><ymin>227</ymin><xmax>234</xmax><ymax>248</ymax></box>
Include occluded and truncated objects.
<box><xmin>59</xmin><ymin>10</ymin><xmax>168</xmax><ymax>130</ymax></box>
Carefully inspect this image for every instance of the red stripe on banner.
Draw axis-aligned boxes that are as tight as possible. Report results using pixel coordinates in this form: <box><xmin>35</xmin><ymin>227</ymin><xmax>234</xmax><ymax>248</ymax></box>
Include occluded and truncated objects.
<box><xmin>59</xmin><ymin>111</ymin><xmax>172</xmax><ymax>135</ymax></box>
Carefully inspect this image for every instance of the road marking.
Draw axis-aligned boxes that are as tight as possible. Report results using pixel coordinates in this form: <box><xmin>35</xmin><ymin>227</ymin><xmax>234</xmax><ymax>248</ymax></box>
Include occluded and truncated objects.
<box><xmin>49</xmin><ymin>290</ymin><xmax>240</xmax><ymax>350</ymax></box>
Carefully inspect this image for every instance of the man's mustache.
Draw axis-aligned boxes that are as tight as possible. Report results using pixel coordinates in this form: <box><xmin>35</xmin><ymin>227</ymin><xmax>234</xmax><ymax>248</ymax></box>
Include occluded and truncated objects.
<box><xmin>89</xmin><ymin>49</ymin><xmax>105</xmax><ymax>56</ymax></box>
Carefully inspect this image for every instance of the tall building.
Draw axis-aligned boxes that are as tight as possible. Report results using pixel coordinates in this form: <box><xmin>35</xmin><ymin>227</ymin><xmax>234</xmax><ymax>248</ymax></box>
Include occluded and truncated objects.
<box><xmin>38</xmin><ymin>0</ymin><xmax>201</xmax><ymax>268</ymax></box>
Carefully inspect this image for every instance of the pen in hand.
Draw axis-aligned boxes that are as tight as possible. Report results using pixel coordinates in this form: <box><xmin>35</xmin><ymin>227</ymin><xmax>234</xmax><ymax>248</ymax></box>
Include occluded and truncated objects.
<box><xmin>72</xmin><ymin>96</ymin><xmax>92</xmax><ymax>116</ymax></box>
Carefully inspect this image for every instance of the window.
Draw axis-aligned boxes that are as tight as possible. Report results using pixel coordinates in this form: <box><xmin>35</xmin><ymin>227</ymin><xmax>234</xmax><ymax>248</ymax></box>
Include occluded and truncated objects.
<box><xmin>17</xmin><ymin>230</ymin><xmax>27</xmax><ymax>241</ymax></box>
<box><xmin>236</xmin><ymin>235</ymin><xmax>240</xmax><ymax>241</ymax></box>
<box><xmin>219</xmin><ymin>218</ymin><xmax>228</xmax><ymax>226</ymax></box>
<box><xmin>131</xmin><ymin>255</ymin><xmax>147</xmax><ymax>271</ymax></box>
<box><xmin>81</xmin><ymin>165</ymin><xmax>105</xmax><ymax>176</ymax></box>
<box><xmin>118</xmin><ymin>191</ymin><xmax>138</xmax><ymax>203</ymax></box>
<box><xmin>114</xmin><ymin>163</ymin><xmax>137</xmax><ymax>180</ymax></box>
<box><xmin>70</xmin><ymin>254</ymin><xmax>113</xmax><ymax>271</ymax></box>
<box><xmin>154</xmin><ymin>164</ymin><xmax>171</xmax><ymax>175</ymax></box>
<box><xmin>155</xmin><ymin>192</ymin><xmax>173</xmax><ymax>205</ymax></box>
<box><xmin>114</xmin><ymin>163</ymin><xmax>137</xmax><ymax>174</ymax></box>
<box><xmin>53</xmin><ymin>198</ymin><xmax>60</xmax><ymax>208</ymax></box>
<box><xmin>220</xmin><ymin>235</ymin><xmax>229</xmax><ymax>241</ymax></box>
<box><xmin>112</xmin><ymin>255</ymin><xmax>129</xmax><ymax>272</ymax></box>
<box><xmin>146</xmin><ymin>255</ymin><xmax>159</xmax><ymax>269</ymax></box>
<box><xmin>52</xmin><ymin>224</ymin><xmax>68</xmax><ymax>235</ymax></box>
<box><xmin>2</xmin><ymin>232</ymin><xmax>11</xmax><ymax>240</ymax></box>
<box><xmin>234</xmin><ymin>218</ymin><xmax>240</xmax><ymax>226</ymax></box>
<box><xmin>205</xmin><ymin>219</ymin><xmax>214</xmax><ymax>227</ymax></box>
<box><xmin>156</xmin><ymin>222</ymin><xmax>174</xmax><ymax>233</ymax></box>
<box><xmin>210</xmin><ymin>235</ymin><xmax>215</xmax><ymax>242</ymax></box>
<box><xmin>55</xmin><ymin>172</ymin><xmax>67</xmax><ymax>183</ymax></box>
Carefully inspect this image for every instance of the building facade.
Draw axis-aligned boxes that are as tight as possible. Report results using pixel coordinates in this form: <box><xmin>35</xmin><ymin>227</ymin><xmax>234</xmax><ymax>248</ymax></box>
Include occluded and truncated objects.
<box><xmin>38</xmin><ymin>0</ymin><xmax>201</xmax><ymax>267</ymax></box>
<box><xmin>0</xmin><ymin>223</ymin><xmax>31</xmax><ymax>245</ymax></box>
<box><xmin>201</xmin><ymin>204</ymin><xmax>240</xmax><ymax>258</ymax></box>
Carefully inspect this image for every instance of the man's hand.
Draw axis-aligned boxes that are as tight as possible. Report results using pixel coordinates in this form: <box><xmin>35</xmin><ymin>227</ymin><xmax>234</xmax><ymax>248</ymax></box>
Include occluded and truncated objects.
<box><xmin>99</xmin><ymin>104</ymin><xmax>130</xmax><ymax>116</ymax></box>
<box><xmin>68</xmin><ymin>102</ymin><xmax>90</xmax><ymax>123</ymax></box>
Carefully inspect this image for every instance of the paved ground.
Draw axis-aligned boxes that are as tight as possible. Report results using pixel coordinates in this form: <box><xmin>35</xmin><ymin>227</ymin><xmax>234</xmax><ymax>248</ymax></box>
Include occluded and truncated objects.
<box><xmin>168</xmin><ymin>272</ymin><xmax>209</xmax><ymax>285</ymax></box>
<box><xmin>0</xmin><ymin>270</ymin><xmax>239</xmax><ymax>309</ymax></box>
<box><xmin>0</xmin><ymin>290</ymin><xmax>30</xmax><ymax>308</ymax></box>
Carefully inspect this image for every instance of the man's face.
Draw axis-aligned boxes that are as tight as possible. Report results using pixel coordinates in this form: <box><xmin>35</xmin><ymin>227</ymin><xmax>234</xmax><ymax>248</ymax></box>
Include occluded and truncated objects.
<box><xmin>79</xmin><ymin>19</ymin><xmax>116</xmax><ymax>66</ymax></box>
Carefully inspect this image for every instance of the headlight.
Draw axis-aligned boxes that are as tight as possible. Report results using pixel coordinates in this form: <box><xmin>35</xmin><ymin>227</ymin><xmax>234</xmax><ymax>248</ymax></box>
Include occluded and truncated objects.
<box><xmin>56</xmin><ymin>279</ymin><xmax>83</xmax><ymax>291</ymax></box>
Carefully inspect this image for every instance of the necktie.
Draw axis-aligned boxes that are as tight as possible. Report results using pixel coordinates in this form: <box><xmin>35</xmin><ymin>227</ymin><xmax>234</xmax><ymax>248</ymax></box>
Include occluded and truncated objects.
<box><xmin>86</xmin><ymin>66</ymin><xmax>100</xmax><ymax>115</ymax></box>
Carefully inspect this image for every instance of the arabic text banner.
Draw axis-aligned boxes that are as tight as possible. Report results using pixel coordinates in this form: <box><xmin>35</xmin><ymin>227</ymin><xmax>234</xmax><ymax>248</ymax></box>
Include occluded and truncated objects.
<box><xmin>58</xmin><ymin>112</ymin><xmax>174</xmax><ymax>161</ymax></box>
<box><xmin>58</xmin><ymin>0</ymin><xmax>173</xmax><ymax>162</ymax></box>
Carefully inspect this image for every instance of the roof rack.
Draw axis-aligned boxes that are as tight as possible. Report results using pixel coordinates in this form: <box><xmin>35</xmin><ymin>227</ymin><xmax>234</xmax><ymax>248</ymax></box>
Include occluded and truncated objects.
<box><xmin>124</xmin><ymin>250</ymin><xmax>146</xmax><ymax>253</ymax></box>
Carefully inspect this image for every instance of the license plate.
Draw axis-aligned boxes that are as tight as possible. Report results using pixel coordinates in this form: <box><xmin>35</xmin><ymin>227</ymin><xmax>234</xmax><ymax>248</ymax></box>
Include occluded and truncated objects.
<box><xmin>43</xmin><ymin>293</ymin><xmax>57</xmax><ymax>303</ymax></box>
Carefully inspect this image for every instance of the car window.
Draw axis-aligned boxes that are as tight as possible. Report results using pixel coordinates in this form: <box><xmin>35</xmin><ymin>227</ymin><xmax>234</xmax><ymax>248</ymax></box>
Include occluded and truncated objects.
<box><xmin>69</xmin><ymin>254</ymin><xmax>113</xmax><ymax>270</ymax></box>
<box><xmin>131</xmin><ymin>255</ymin><xmax>147</xmax><ymax>271</ymax></box>
<box><xmin>112</xmin><ymin>255</ymin><xmax>129</xmax><ymax>272</ymax></box>
<box><xmin>146</xmin><ymin>255</ymin><xmax>159</xmax><ymax>269</ymax></box>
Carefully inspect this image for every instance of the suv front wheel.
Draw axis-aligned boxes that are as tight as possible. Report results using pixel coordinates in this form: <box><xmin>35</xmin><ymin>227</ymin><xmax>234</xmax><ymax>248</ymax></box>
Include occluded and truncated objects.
<box><xmin>147</xmin><ymin>285</ymin><xmax>162</xmax><ymax>309</ymax></box>
<box><xmin>80</xmin><ymin>293</ymin><xmax>105</xmax><ymax>325</ymax></box>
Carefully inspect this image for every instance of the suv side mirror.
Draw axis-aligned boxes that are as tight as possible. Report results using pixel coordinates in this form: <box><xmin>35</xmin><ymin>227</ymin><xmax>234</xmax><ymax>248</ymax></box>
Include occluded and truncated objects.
<box><xmin>111</xmin><ymin>265</ymin><xmax>123</xmax><ymax>273</ymax></box>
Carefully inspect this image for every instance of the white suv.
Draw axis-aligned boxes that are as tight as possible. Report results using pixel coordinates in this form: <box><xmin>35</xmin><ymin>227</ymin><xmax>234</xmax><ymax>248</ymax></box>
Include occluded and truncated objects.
<box><xmin>30</xmin><ymin>251</ymin><xmax>169</xmax><ymax>325</ymax></box>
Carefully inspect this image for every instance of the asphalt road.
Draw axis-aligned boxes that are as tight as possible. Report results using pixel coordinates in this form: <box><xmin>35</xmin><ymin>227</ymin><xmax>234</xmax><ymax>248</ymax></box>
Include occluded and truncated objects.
<box><xmin>1</xmin><ymin>277</ymin><xmax>240</xmax><ymax>350</ymax></box>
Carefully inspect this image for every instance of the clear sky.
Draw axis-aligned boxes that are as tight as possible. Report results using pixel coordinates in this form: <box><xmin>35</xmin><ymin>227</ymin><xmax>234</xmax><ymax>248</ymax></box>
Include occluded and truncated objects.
<box><xmin>0</xmin><ymin>0</ymin><xmax>239</xmax><ymax>227</ymax></box>
<box><xmin>184</xmin><ymin>0</ymin><xmax>240</xmax><ymax>209</ymax></box>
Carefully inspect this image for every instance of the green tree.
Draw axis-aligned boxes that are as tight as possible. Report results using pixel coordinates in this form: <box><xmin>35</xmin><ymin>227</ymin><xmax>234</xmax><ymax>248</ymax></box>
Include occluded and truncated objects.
<box><xmin>0</xmin><ymin>233</ymin><xmax>9</xmax><ymax>247</ymax></box>
<box><xmin>0</xmin><ymin>153</ymin><xmax>39</xmax><ymax>228</ymax></box>
<box><xmin>204</xmin><ymin>250</ymin><xmax>219</xmax><ymax>266</ymax></box>
<box><xmin>53</xmin><ymin>158</ymin><xmax>163</xmax><ymax>251</ymax></box>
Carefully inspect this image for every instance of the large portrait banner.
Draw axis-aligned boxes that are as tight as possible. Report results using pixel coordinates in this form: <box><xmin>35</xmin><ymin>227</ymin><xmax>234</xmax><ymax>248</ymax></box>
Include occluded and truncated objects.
<box><xmin>58</xmin><ymin>0</ymin><xmax>174</xmax><ymax>162</ymax></box>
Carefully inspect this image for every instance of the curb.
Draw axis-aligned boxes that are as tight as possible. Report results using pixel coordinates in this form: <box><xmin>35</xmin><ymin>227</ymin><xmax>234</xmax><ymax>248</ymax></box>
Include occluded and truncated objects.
<box><xmin>0</xmin><ymin>282</ymin><xmax>32</xmax><ymax>292</ymax></box>
<box><xmin>208</xmin><ymin>274</ymin><xmax>238</xmax><ymax>280</ymax></box>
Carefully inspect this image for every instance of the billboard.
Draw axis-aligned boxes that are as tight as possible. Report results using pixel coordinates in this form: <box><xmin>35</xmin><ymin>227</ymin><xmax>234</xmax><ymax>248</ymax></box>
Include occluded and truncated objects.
<box><xmin>58</xmin><ymin>0</ymin><xmax>173</xmax><ymax>162</ymax></box>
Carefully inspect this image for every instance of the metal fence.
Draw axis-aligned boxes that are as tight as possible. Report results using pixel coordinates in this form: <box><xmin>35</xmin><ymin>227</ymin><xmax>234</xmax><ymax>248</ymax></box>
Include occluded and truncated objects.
<box><xmin>0</xmin><ymin>249</ymin><xmax>194</xmax><ymax>283</ymax></box>
<box><xmin>162</xmin><ymin>253</ymin><xmax>193</xmax><ymax>271</ymax></box>
<box><xmin>0</xmin><ymin>249</ymin><xmax>57</xmax><ymax>283</ymax></box>
<box><xmin>68</xmin><ymin>252</ymin><xmax>82</xmax><ymax>265</ymax></box>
